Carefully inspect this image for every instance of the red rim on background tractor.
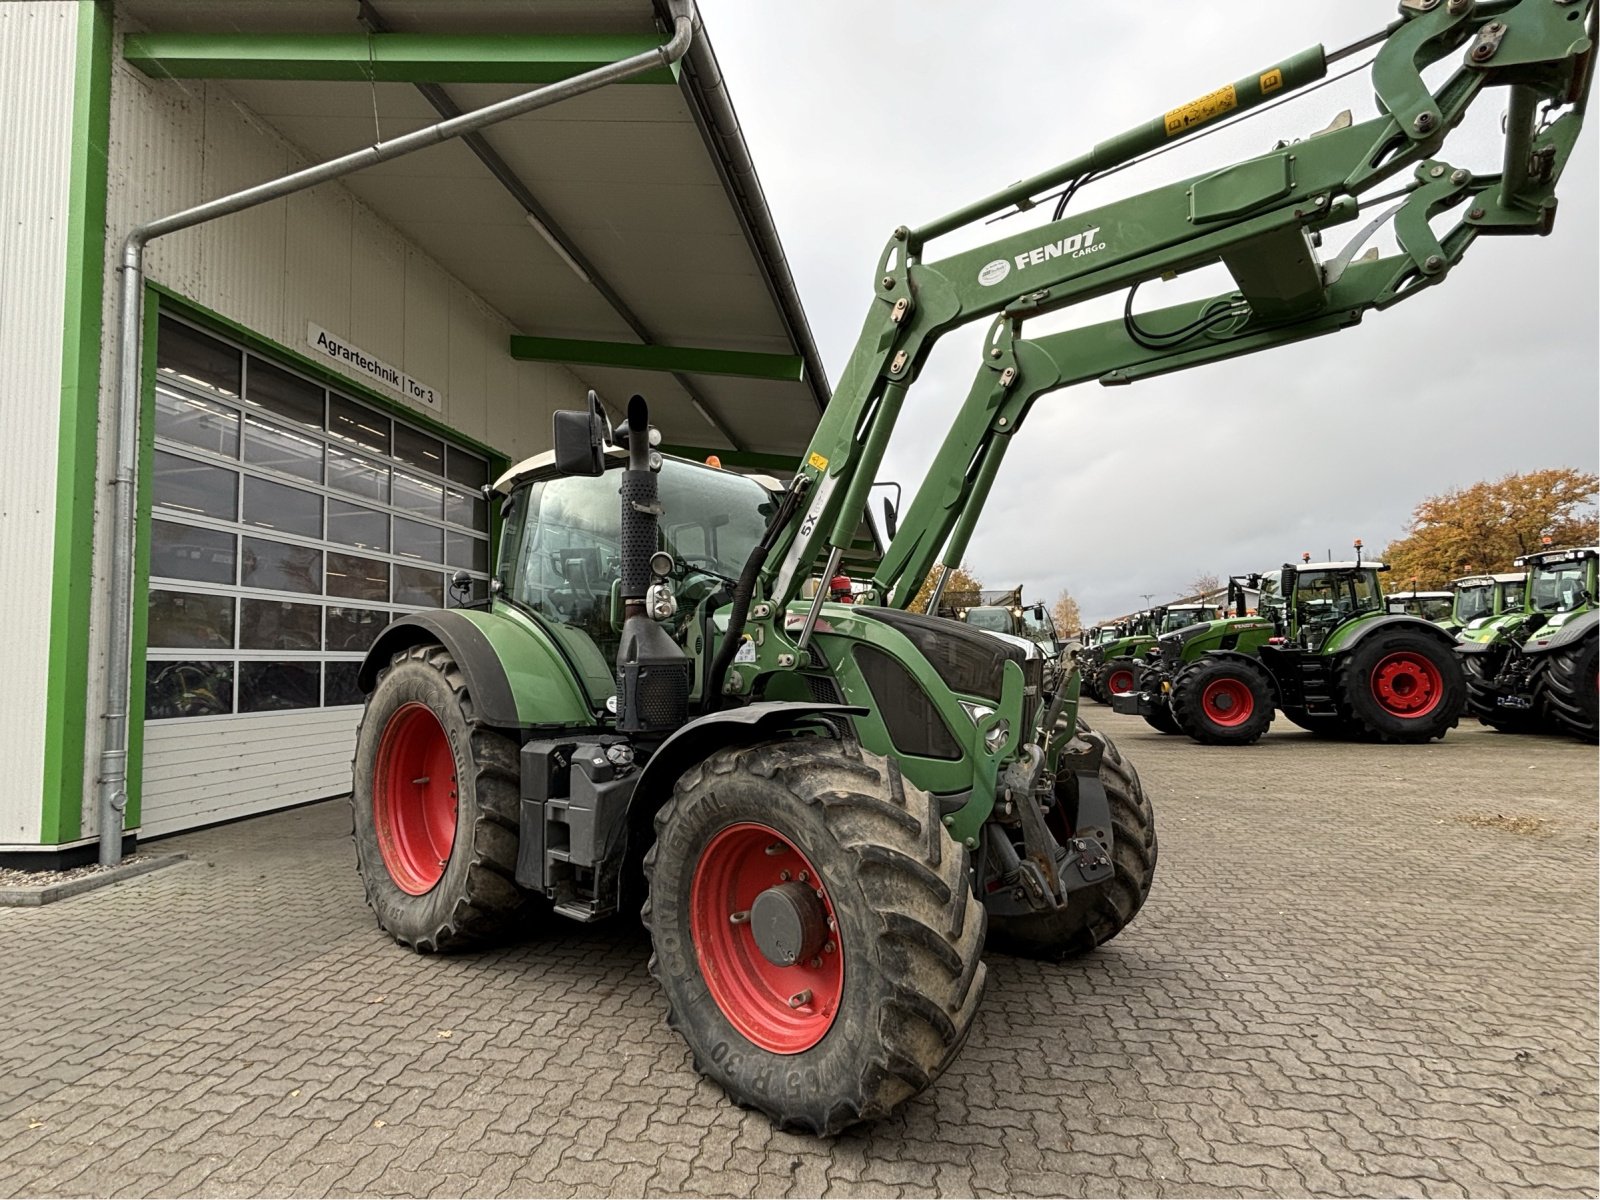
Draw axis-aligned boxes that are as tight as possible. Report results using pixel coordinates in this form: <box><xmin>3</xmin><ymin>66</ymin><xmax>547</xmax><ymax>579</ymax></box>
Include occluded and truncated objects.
<box><xmin>1201</xmin><ymin>677</ymin><xmax>1255</xmax><ymax>727</ymax></box>
<box><xmin>1106</xmin><ymin>668</ymin><xmax>1136</xmax><ymax>695</ymax></box>
<box><xmin>690</xmin><ymin>822</ymin><xmax>844</xmax><ymax>1055</ymax></box>
<box><xmin>1369</xmin><ymin>651</ymin><xmax>1444</xmax><ymax>718</ymax></box>
<box><xmin>373</xmin><ymin>702</ymin><xmax>459</xmax><ymax>895</ymax></box>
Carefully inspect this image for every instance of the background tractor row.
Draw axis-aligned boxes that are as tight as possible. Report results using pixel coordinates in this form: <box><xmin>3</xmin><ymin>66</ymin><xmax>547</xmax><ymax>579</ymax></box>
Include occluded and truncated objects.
<box><xmin>1113</xmin><ymin>548</ymin><xmax>1466</xmax><ymax>746</ymax></box>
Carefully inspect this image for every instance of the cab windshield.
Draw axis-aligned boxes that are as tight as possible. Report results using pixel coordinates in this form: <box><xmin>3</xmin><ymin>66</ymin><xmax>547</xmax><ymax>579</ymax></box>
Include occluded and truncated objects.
<box><xmin>1160</xmin><ymin>607</ymin><xmax>1210</xmax><ymax>632</ymax></box>
<box><xmin>1294</xmin><ymin>568</ymin><xmax>1383</xmax><ymax>634</ymax></box>
<box><xmin>1453</xmin><ymin>584</ymin><xmax>1494</xmax><ymax>623</ymax></box>
<box><xmin>963</xmin><ymin>608</ymin><xmax>1014</xmax><ymax>633</ymax></box>
<box><xmin>1529</xmin><ymin>560</ymin><xmax>1592</xmax><ymax>613</ymax></box>
<box><xmin>497</xmin><ymin>459</ymin><xmax>774</xmax><ymax>665</ymax></box>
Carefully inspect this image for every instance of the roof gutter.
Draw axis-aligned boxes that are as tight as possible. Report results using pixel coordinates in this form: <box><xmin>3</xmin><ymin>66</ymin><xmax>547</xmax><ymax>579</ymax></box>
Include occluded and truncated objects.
<box><xmin>93</xmin><ymin>1</ymin><xmax>696</xmax><ymax>867</ymax></box>
<box><xmin>662</xmin><ymin>2</ymin><xmax>831</xmax><ymax>412</ymax></box>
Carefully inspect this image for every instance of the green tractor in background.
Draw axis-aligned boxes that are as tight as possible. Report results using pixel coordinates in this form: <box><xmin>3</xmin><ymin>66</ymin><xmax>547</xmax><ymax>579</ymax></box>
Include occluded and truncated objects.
<box><xmin>1385</xmin><ymin>589</ymin><xmax>1455</xmax><ymax>625</ymax></box>
<box><xmin>1116</xmin><ymin>547</ymin><xmax>1466</xmax><ymax>745</ymax></box>
<box><xmin>1077</xmin><ymin>610</ymin><xmax>1155</xmax><ymax>704</ymax></box>
<box><xmin>1443</xmin><ymin>570</ymin><xmax>1527</xmax><ymax>637</ymax></box>
<box><xmin>1455</xmin><ymin>545</ymin><xmax>1597</xmax><ymax>741</ymax></box>
<box><xmin>346</xmin><ymin>0</ymin><xmax>1591</xmax><ymax>1133</ymax></box>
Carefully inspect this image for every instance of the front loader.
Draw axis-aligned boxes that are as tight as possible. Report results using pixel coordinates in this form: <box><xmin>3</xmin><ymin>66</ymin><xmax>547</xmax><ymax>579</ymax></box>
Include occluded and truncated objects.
<box><xmin>1116</xmin><ymin>549</ymin><xmax>1466</xmax><ymax>744</ymax></box>
<box><xmin>350</xmin><ymin>0</ymin><xmax>1594</xmax><ymax>1133</ymax></box>
<box><xmin>1456</xmin><ymin>545</ymin><xmax>1598</xmax><ymax>739</ymax></box>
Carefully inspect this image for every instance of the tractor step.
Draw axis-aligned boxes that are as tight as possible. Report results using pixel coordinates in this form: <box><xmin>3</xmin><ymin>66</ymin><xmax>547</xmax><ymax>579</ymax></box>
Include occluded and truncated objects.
<box><xmin>553</xmin><ymin>899</ymin><xmax>608</xmax><ymax>923</ymax></box>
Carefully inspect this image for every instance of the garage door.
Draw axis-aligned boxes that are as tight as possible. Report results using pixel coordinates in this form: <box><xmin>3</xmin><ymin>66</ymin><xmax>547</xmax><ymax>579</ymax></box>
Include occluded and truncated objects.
<box><xmin>141</xmin><ymin>315</ymin><xmax>492</xmax><ymax>837</ymax></box>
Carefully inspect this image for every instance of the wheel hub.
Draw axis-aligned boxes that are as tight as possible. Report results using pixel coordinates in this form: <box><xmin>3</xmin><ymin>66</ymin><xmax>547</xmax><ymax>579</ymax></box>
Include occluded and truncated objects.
<box><xmin>750</xmin><ymin>882</ymin><xmax>828</xmax><ymax>967</ymax></box>
<box><xmin>1370</xmin><ymin>651</ymin><xmax>1443</xmax><ymax>717</ymax></box>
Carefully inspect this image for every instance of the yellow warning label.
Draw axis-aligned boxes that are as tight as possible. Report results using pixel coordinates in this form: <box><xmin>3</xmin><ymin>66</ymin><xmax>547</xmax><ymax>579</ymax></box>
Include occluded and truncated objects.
<box><xmin>1260</xmin><ymin>68</ymin><xmax>1284</xmax><ymax>95</ymax></box>
<box><xmin>807</xmin><ymin>451</ymin><xmax>829</xmax><ymax>472</ymax></box>
<box><xmin>1164</xmin><ymin>83</ymin><xmax>1238</xmax><ymax>137</ymax></box>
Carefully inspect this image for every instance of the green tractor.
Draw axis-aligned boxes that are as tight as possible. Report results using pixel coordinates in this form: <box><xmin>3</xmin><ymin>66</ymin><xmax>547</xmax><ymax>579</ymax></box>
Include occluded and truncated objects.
<box><xmin>1078</xmin><ymin>610</ymin><xmax>1159</xmax><ymax>703</ymax></box>
<box><xmin>350</xmin><ymin>0</ymin><xmax>1591</xmax><ymax>1133</ymax></box>
<box><xmin>1385</xmin><ymin>589</ymin><xmax>1455</xmax><ymax>625</ymax></box>
<box><xmin>1455</xmin><ymin>545</ymin><xmax>1597</xmax><ymax>740</ymax></box>
<box><xmin>1115</xmin><ymin>549</ymin><xmax>1467</xmax><ymax>745</ymax></box>
<box><xmin>1443</xmin><ymin>569</ymin><xmax>1526</xmax><ymax>636</ymax></box>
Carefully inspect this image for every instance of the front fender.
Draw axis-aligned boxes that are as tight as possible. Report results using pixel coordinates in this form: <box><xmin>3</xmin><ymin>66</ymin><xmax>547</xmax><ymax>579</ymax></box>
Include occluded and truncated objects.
<box><xmin>1523</xmin><ymin>608</ymin><xmax>1598</xmax><ymax>655</ymax></box>
<box><xmin>358</xmin><ymin>607</ymin><xmax>594</xmax><ymax>729</ymax></box>
<box><xmin>632</xmin><ymin>702</ymin><xmax>865</xmax><ymax>811</ymax></box>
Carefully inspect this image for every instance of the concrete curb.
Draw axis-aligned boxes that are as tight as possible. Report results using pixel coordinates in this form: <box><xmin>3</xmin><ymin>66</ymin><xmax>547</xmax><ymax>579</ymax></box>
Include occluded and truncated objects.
<box><xmin>0</xmin><ymin>853</ymin><xmax>189</xmax><ymax>907</ymax></box>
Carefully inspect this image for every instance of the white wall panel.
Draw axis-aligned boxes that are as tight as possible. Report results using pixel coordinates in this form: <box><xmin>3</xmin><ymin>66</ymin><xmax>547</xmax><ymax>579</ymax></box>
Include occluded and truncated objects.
<box><xmin>140</xmin><ymin>709</ymin><xmax>362</xmax><ymax>837</ymax></box>
<box><xmin>347</xmin><ymin>205</ymin><xmax>408</xmax><ymax>369</ymax></box>
<box><xmin>0</xmin><ymin>2</ymin><xmax>78</xmax><ymax>844</ymax></box>
<box><xmin>281</xmin><ymin>185</ymin><xmax>354</xmax><ymax>340</ymax></box>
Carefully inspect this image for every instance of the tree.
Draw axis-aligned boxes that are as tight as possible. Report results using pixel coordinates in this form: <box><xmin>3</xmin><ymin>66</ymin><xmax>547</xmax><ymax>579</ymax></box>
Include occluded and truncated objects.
<box><xmin>1382</xmin><ymin>468</ymin><xmax>1599</xmax><ymax>587</ymax></box>
<box><xmin>1187</xmin><ymin>572</ymin><xmax>1221</xmax><ymax>599</ymax></box>
<box><xmin>1051</xmin><ymin>587</ymin><xmax>1083</xmax><ymax>636</ymax></box>
<box><xmin>909</xmin><ymin>563</ymin><xmax>983</xmax><ymax>614</ymax></box>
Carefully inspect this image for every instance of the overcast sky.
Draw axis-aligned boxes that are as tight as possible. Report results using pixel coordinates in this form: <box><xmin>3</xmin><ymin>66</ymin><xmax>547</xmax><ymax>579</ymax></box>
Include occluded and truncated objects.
<box><xmin>698</xmin><ymin>0</ymin><xmax>1599</xmax><ymax>622</ymax></box>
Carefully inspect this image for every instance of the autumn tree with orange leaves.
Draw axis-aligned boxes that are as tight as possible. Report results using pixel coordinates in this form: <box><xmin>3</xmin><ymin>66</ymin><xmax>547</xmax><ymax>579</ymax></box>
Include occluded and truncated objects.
<box><xmin>910</xmin><ymin>563</ymin><xmax>983</xmax><ymax>614</ymax></box>
<box><xmin>1382</xmin><ymin>468</ymin><xmax>1598</xmax><ymax>587</ymax></box>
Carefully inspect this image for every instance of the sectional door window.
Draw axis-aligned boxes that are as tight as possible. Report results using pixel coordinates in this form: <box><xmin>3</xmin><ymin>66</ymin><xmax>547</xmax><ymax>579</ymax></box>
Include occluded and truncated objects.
<box><xmin>145</xmin><ymin>316</ymin><xmax>492</xmax><ymax>723</ymax></box>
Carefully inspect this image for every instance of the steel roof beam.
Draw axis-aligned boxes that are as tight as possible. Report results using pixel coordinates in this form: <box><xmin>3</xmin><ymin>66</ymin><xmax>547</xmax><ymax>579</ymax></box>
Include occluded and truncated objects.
<box><xmin>510</xmin><ymin>336</ymin><xmax>802</xmax><ymax>383</ymax></box>
<box><xmin>122</xmin><ymin>32</ymin><xmax>680</xmax><ymax>85</ymax></box>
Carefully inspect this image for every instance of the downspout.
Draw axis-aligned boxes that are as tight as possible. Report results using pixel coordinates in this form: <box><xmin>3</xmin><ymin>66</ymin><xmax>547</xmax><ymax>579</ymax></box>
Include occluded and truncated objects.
<box><xmin>95</xmin><ymin>1</ymin><xmax>696</xmax><ymax>865</ymax></box>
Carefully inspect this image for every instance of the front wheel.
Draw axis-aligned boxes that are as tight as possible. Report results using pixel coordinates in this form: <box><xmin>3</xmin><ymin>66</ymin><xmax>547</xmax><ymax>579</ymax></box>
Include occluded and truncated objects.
<box><xmin>643</xmin><ymin>739</ymin><xmax>985</xmax><ymax>1135</ymax></box>
<box><xmin>1101</xmin><ymin>656</ymin><xmax>1139</xmax><ymax>698</ymax></box>
<box><xmin>1335</xmin><ymin>632</ymin><xmax>1465</xmax><ymax>743</ymax></box>
<box><xmin>1539</xmin><ymin>636</ymin><xmax>1598</xmax><ymax>743</ymax></box>
<box><xmin>1170</xmin><ymin>657</ymin><xmax>1275</xmax><ymax>745</ymax></box>
<box><xmin>1462</xmin><ymin>651</ymin><xmax>1540</xmax><ymax>732</ymax></box>
<box><xmin>1135</xmin><ymin>666</ymin><xmax>1181</xmax><ymax>735</ymax></box>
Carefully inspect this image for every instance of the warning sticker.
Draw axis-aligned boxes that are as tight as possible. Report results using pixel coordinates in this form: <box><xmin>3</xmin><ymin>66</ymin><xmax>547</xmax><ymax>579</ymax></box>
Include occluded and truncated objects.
<box><xmin>1260</xmin><ymin>68</ymin><xmax>1284</xmax><ymax>95</ymax></box>
<box><xmin>1164</xmin><ymin>83</ymin><xmax>1238</xmax><ymax>137</ymax></box>
<box><xmin>807</xmin><ymin>451</ymin><xmax>829</xmax><ymax>472</ymax></box>
<box><xmin>734</xmin><ymin>636</ymin><xmax>757</xmax><ymax>664</ymax></box>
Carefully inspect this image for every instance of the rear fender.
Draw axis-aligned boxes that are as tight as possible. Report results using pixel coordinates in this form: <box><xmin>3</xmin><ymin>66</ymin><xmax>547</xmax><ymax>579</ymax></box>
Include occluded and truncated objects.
<box><xmin>358</xmin><ymin>608</ymin><xmax>593</xmax><ymax>729</ymax></box>
<box><xmin>1321</xmin><ymin>614</ymin><xmax>1457</xmax><ymax>655</ymax></box>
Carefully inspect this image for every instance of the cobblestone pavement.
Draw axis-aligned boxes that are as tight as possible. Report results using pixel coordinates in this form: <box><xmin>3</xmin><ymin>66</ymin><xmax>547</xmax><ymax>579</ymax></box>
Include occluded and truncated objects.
<box><xmin>2</xmin><ymin>712</ymin><xmax>1596</xmax><ymax>1198</ymax></box>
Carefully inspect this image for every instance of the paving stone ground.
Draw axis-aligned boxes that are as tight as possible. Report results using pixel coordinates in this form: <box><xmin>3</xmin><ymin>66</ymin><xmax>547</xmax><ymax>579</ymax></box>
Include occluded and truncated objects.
<box><xmin>2</xmin><ymin>711</ymin><xmax>1596</xmax><ymax>1198</ymax></box>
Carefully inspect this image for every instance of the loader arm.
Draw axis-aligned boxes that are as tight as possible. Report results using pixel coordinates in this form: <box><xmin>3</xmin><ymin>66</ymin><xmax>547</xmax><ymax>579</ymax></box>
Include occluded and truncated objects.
<box><xmin>717</xmin><ymin>0</ymin><xmax>1593</xmax><ymax>701</ymax></box>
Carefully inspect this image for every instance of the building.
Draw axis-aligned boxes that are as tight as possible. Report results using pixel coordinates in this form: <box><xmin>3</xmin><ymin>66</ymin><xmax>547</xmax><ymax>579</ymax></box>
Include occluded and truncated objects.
<box><xmin>1</xmin><ymin>0</ymin><xmax>831</xmax><ymax>865</ymax></box>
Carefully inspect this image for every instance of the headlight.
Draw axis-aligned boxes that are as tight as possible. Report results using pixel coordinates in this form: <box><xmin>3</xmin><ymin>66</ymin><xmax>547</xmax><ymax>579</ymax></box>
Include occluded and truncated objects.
<box><xmin>983</xmin><ymin>719</ymin><xmax>1010</xmax><ymax>753</ymax></box>
<box><xmin>960</xmin><ymin>702</ymin><xmax>995</xmax><ymax>724</ymax></box>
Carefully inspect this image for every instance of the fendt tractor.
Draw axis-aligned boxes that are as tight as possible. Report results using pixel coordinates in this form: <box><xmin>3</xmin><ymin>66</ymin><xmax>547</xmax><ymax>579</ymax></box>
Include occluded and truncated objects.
<box><xmin>1116</xmin><ymin>546</ymin><xmax>1468</xmax><ymax>745</ymax></box>
<box><xmin>1446</xmin><ymin>568</ymin><xmax>1527</xmax><ymax>636</ymax></box>
<box><xmin>1456</xmin><ymin>544</ymin><xmax>1598</xmax><ymax>740</ymax></box>
<box><xmin>352</xmin><ymin>0</ymin><xmax>1593</xmax><ymax>1132</ymax></box>
<box><xmin>1078</xmin><ymin>611</ymin><xmax>1157</xmax><ymax>702</ymax></box>
<box><xmin>1386</xmin><ymin>589</ymin><xmax>1456</xmax><ymax>623</ymax></box>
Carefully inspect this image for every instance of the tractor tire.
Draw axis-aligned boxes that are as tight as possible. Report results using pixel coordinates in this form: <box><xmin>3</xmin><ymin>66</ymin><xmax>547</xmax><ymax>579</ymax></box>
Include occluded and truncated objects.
<box><xmin>1462</xmin><ymin>652</ymin><xmax>1540</xmax><ymax>733</ymax></box>
<box><xmin>1134</xmin><ymin>666</ymin><xmax>1181</xmax><ymax>734</ymax></box>
<box><xmin>1334</xmin><ymin>632</ymin><xmax>1465</xmax><ymax>743</ymax></box>
<box><xmin>1279</xmin><ymin>707</ymin><xmax>1351</xmax><ymax>737</ymax></box>
<box><xmin>643</xmin><ymin>738</ymin><xmax>985</xmax><ymax>1136</ymax></box>
<box><xmin>1101</xmin><ymin>657</ymin><xmax>1140</xmax><ymax>698</ymax></box>
<box><xmin>1170</xmin><ymin>657</ymin><xmax>1274</xmax><ymax>746</ymax></box>
<box><xmin>351</xmin><ymin>643</ymin><xmax>529</xmax><ymax>952</ymax></box>
<box><xmin>985</xmin><ymin>723</ymin><xmax>1157</xmax><ymax>961</ymax></box>
<box><xmin>1539</xmin><ymin>636</ymin><xmax>1598</xmax><ymax>742</ymax></box>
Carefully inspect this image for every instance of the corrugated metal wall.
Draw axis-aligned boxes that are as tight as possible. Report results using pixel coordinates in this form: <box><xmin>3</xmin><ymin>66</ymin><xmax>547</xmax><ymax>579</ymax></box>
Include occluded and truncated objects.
<box><xmin>79</xmin><ymin>14</ymin><xmax>588</xmax><ymax>840</ymax></box>
<box><xmin>0</xmin><ymin>3</ymin><xmax>77</xmax><ymax>847</ymax></box>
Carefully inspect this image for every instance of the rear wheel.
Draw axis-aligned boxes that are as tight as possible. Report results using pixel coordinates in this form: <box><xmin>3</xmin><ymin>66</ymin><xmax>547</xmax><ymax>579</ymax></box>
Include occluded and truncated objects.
<box><xmin>643</xmin><ymin>738</ymin><xmax>985</xmax><ymax>1135</ymax></box>
<box><xmin>352</xmin><ymin>644</ymin><xmax>529</xmax><ymax>952</ymax></box>
<box><xmin>1170</xmin><ymin>657</ymin><xmax>1274</xmax><ymax>746</ymax></box>
<box><xmin>985</xmin><ymin>723</ymin><xmax>1157</xmax><ymax>960</ymax></box>
<box><xmin>1539</xmin><ymin>636</ymin><xmax>1598</xmax><ymax>743</ymax></box>
<box><xmin>1335</xmin><ymin>632</ymin><xmax>1464</xmax><ymax>743</ymax></box>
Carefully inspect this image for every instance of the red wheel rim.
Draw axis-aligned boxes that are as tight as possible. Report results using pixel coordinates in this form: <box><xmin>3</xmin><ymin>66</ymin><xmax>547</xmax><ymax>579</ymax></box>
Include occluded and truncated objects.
<box><xmin>373</xmin><ymin>702</ymin><xmax>458</xmax><ymax>895</ymax></box>
<box><xmin>689</xmin><ymin>822</ymin><xmax>844</xmax><ymax>1055</ymax></box>
<box><xmin>1370</xmin><ymin>652</ymin><xmax>1444</xmax><ymax>718</ymax></box>
<box><xmin>1201</xmin><ymin>677</ymin><xmax>1255</xmax><ymax>727</ymax></box>
<box><xmin>1107</xmin><ymin>669</ymin><xmax>1136</xmax><ymax>695</ymax></box>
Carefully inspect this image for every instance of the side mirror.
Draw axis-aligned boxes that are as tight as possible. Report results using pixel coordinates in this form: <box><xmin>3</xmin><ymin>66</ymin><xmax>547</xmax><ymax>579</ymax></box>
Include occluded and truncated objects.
<box><xmin>882</xmin><ymin>495</ymin><xmax>898</xmax><ymax>540</ymax></box>
<box><xmin>552</xmin><ymin>390</ymin><xmax>609</xmax><ymax>477</ymax></box>
<box><xmin>1279</xmin><ymin>567</ymin><xmax>1296</xmax><ymax>599</ymax></box>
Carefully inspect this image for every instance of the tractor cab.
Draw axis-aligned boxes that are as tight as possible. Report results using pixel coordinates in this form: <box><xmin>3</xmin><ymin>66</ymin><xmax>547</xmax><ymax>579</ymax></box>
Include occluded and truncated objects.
<box><xmin>1385</xmin><ymin>591</ymin><xmax>1454</xmax><ymax>623</ymax></box>
<box><xmin>1158</xmin><ymin>603</ymin><xmax>1219</xmax><ymax>634</ymax></box>
<box><xmin>1272</xmin><ymin>559</ymin><xmax>1389</xmax><ymax>650</ymax></box>
<box><xmin>1451</xmin><ymin>571</ymin><xmax>1526</xmax><ymax>631</ymax></box>
<box><xmin>1517</xmin><ymin>545</ymin><xmax>1598</xmax><ymax>631</ymax></box>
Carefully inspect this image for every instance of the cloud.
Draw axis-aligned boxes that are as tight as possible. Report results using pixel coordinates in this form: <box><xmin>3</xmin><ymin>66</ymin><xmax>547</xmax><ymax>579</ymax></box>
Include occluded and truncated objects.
<box><xmin>700</xmin><ymin>0</ymin><xmax>1599</xmax><ymax>619</ymax></box>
